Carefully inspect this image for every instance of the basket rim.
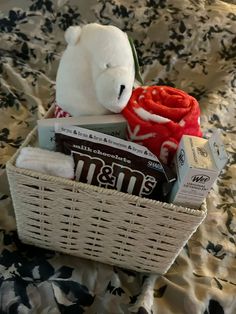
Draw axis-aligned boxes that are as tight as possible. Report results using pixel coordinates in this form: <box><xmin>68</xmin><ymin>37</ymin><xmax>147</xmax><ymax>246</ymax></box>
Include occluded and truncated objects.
<box><xmin>6</xmin><ymin>105</ymin><xmax>207</xmax><ymax>219</ymax></box>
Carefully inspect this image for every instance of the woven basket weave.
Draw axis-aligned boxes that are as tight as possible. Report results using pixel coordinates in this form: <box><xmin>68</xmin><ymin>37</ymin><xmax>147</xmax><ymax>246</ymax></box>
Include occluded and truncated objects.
<box><xmin>6</xmin><ymin>107</ymin><xmax>207</xmax><ymax>274</ymax></box>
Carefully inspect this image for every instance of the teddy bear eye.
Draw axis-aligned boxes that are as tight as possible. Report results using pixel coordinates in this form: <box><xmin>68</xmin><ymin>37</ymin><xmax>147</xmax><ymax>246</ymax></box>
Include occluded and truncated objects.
<box><xmin>105</xmin><ymin>63</ymin><xmax>112</xmax><ymax>69</ymax></box>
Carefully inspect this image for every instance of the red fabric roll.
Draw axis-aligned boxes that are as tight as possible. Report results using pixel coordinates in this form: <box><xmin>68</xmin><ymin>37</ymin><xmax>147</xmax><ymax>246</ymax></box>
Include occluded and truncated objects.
<box><xmin>122</xmin><ymin>86</ymin><xmax>202</xmax><ymax>165</ymax></box>
<box><xmin>54</xmin><ymin>104</ymin><xmax>71</xmax><ymax>118</ymax></box>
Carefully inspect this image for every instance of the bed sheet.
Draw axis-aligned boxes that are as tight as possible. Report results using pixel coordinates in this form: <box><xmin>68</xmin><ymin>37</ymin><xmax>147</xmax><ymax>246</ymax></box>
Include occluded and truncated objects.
<box><xmin>0</xmin><ymin>1</ymin><xmax>236</xmax><ymax>313</ymax></box>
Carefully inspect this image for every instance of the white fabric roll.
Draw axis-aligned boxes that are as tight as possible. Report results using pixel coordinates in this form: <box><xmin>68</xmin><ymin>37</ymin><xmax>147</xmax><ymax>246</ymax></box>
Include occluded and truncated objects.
<box><xmin>16</xmin><ymin>147</ymin><xmax>74</xmax><ymax>179</ymax></box>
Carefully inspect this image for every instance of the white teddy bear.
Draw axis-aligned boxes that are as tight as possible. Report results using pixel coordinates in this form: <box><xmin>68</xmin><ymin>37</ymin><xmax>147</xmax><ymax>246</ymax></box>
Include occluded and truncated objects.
<box><xmin>16</xmin><ymin>24</ymin><xmax>136</xmax><ymax>178</ymax></box>
<box><xmin>56</xmin><ymin>23</ymin><xmax>135</xmax><ymax>117</ymax></box>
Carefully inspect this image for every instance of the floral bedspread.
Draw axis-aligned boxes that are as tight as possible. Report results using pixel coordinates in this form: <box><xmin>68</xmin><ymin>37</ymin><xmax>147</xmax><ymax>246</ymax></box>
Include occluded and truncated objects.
<box><xmin>0</xmin><ymin>1</ymin><xmax>236</xmax><ymax>313</ymax></box>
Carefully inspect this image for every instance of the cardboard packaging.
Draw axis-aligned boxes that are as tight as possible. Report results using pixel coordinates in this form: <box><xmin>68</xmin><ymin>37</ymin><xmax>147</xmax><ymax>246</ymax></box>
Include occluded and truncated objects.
<box><xmin>55</xmin><ymin>124</ymin><xmax>176</xmax><ymax>199</ymax></box>
<box><xmin>169</xmin><ymin>130</ymin><xmax>228</xmax><ymax>208</ymax></box>
<box><xmin>37</xmin><ymin>114</ymin><xmax>127</xmax><ymax>151</ymax></box>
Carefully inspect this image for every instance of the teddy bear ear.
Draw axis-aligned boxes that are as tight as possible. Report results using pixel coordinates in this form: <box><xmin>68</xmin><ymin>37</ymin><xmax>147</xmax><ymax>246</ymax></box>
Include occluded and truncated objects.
<box><xmin>65</xmin><ymin>26</ymin><xmax>82</xmax><ymax>45</ymax></box>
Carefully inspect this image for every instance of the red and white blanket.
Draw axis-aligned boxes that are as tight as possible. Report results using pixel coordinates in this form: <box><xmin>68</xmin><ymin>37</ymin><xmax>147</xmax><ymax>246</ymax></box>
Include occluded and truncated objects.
<box><xmin>54</xmin><ymin>104</ymin><xmax>71</xmax><ymax>118</ymax></box>
<box><xmin>122</xmin><ymin>86</ymin><xmax>202</xmax><ymax>165</ymax></box>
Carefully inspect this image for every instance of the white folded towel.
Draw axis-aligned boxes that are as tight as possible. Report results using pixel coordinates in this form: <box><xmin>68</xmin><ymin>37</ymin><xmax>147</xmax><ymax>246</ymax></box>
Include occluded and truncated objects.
<box><xmin>16</xmin><ymin>147</ymin><xmax>74</xmax><ymax>179</ymax></box>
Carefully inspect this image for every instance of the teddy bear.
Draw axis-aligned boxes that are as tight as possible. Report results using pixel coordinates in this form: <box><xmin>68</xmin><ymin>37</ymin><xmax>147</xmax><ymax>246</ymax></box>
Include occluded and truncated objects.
<box><xmin>16</xmin><ymin>23</ymin><xmax>136</xmax><ymax>178</ymax></box>
<box><xmin>55</xmin><ymin>23</ymin><xmax>135</xmax><ymax>117</ymax></box>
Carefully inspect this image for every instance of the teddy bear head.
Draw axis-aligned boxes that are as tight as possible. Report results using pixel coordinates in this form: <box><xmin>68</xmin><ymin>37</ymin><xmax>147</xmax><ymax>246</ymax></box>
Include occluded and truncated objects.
<box><xmin>56</xmin><ymin>23</ymin><xmax>135</xmax><ymax>116</ymax></box>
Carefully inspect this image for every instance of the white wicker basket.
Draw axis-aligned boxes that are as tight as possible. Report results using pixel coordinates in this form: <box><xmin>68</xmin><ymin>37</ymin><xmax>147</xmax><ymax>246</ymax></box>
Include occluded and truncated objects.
<box><xmin>6</xmin><ymin>107</ymin><xmax>207</xmax><ymax>274</ymax></box>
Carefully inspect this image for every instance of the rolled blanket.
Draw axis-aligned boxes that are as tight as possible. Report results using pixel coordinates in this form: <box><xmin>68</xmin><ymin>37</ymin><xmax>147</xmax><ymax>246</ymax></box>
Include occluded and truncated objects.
<box><xmin>16</xmin><ymin>147</ymin><xmax>74</xmax><ymax>179</ymax></box>
<box><xmin>54</xmin><ymin>103</ymin><xmax>71</xmax><ymax>118</ymax></box>
<box><xmin>122</xmin><ymin>86</ymin><xmax>202</xmax><ymax>165</ymax></box>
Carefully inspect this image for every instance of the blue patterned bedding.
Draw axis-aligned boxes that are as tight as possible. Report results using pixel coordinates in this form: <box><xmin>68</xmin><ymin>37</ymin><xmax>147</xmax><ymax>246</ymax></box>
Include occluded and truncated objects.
<box><xmin>0</xmin><ymin>1</ymin><xmax>236</xmax><ymax>313</ymax></box>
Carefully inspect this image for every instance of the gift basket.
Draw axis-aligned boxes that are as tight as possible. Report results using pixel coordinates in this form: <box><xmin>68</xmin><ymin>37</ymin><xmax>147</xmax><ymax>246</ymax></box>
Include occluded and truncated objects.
<box><xmin>6</xmin><ymin>122</ymin><xmax>207</xmax><ymax>274</ymax></box>
<box><xmin>6</xmin><ymin>23</ymin><xmax>211</xmax><ymax>274</ymax></box>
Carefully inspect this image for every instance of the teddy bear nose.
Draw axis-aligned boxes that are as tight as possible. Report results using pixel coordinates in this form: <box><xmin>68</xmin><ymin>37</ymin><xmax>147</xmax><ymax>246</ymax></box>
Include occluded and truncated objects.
<box><xmin>118</xmin><ymin>84</ymin><xmax>125</xmax><ymax>99</ymax></box>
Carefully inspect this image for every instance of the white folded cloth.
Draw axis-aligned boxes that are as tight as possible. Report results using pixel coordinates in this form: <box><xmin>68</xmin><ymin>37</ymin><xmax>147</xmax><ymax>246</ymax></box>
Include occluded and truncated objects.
<box><xmin>16</xmin><ymin>147</ymin><xmax>74</xmax><ymax>179</ymax></box>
